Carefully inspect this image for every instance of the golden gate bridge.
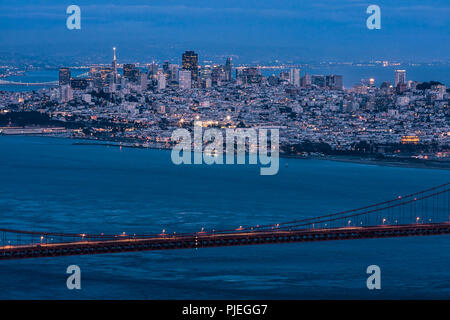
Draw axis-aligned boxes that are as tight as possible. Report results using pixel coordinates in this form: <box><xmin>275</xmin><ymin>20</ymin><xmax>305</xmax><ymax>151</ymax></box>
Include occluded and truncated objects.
<box><xmin>1</xmin><ymin>183</ymin><xmax>449</xmax><ymax>260</ymax></box>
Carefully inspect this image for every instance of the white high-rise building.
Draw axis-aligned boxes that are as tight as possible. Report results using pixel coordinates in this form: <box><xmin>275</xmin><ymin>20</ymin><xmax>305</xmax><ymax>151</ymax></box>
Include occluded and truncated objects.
<box><xmin>157</xmin><ymin>71</ymin><xmax>166</xmax><ymax>91</ymax></box>
<box><xmin>59</xmin><ymin>84</ymin><xmax>73</xmax><ymax>102</ymax></box>
<box><xmin>179</xmin><ymin>70</ymin><xmax>192</xmax><ymax>89</ymax></box>
<box><xmin>111</xmin><ymin>47</ymin><xmax>118</xmax><ymax>83</ymax></box>
<box><xmin>395</xmin><ymin>70</ymin><xmax>406</xmax><ymax>87</ymax></box>
<box><xmin>289</xmin><ymin>68</ymin><xmax>300</xmax><ymax>87</ymax></box>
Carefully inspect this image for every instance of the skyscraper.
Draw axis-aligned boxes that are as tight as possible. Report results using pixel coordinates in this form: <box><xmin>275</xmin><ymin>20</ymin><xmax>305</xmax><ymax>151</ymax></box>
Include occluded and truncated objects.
<box><xmin>326</xmin><ymin>74</ymin><xmax>344</xmax><ymax>90</ymax></box>
<box><xmin>169</xmin><ymin>64</ymin><xmax>179</xmax><ymax>83</ymax></box>
<box><xmin>179</xmin><ymin>70</ymin><xmax>192</xmax><ymax>89</ymax></box>
<box><xmin>111</xmin><ymin>47</ymin><xmax>118</xmax><ymax>82</ymax></box>
<box><xmin>148</xmin><ymin>62</ymin><xmax>159</xmax><ymax>80</ymax></box>
<box><xmin>289</xmin><ymin>68</ymin><xmax>300</xmax><ymax>87</ymax></box>
<box><xmin>123</xmin><ymin>64</ymin><xmax>139</xmax><ymax>82</ymax></box>
<box><xmin>395</xmin><ymin>70</ymin><xmax>406</xmax><ymax>87</ymax></box>
<box><xmin>236</xmin><ymin>67</ymin><xmax>262</xmax><ymax>85</ymax></box>
<box><xmin>301</xmin><ymin>72</ymin><xmax>311</xmax><ymax>87</ymax></box>
<box><xmin>123</xmin><ymin>64</ymin><xmax>134</xmax><ymax>79</ymax></box>
<box><xmin>157</xmin><ymin>71</ymin><xmax>166</xmax><ymax>91</ymax></box>
<box><xmin>311</xmin><ymin>75</ymin><xmax>326</xmax><ymax>88</ymax></box>
<box><xmin>211</xmin><ymin>66</ymin><xmax>226</xmax><ymax>86</ymax></box>
<box><xmin>59</xmin><ymin>85</ymin><xmax>73</xmax><ymax>102</ymax></box>
<box><xmin>162</xmin><ymin>61</ymin><xmax>169</xmax><ymax>74</ymax></box>
<box><xmin>59</xmin><ymin>68</ymin><xmax>71</xmax><ymax>86</ymax></box>
<box><xmin>182</xmin><ymin>51</ymin><xmax>198</xmax><ymax>82</ymax></box>
<box><xmin>225</xmin><ymin>57</ymin><xmax>233</xmax><ymax>81</ymax></box>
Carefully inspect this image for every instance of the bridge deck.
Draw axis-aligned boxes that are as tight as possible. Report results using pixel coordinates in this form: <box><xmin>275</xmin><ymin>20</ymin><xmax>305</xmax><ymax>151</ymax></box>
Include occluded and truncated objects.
<box><xmin>1</xmin><ymin>223</ymin><xmax>449</xmax><ymax>260</ymax></box>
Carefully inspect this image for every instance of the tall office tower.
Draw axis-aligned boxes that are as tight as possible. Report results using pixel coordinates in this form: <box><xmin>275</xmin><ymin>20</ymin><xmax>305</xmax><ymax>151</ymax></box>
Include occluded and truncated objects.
<box><xmin>211</xmin><ymin>66</ymin><xmax>226</xmax><ymax>86</ymax></box>
<box><xmin>111</xmin><ymin>47</ymin><xmax>118</xmax><ymax>82</ymax></box>
<box><xmin>92</xmin><ymin>67</ymin><xmax>113</xmax><ymax>89</ymax></box>
<box><xmin>200</xmin><ymin>67</ymin><xmax>212</xmax><ymax>88</ymax></box>
<box><xmin>123</xmin><ymin>64</ymin><xmax>140</xmax><ymax>82</ymax></box>
<box><xmin>59</xmin><ymin>68</ymin><xmax>71</xmax><ymax>86</ymax></box>
<box><xmin>289</xmin><ymin>68</ymin><xmax>300</xmax><ymax>86</ymax></box>
<box><xmin>236</xmin><ymin>67</ymin><xmax>262</xmax><ymax>85</ymax></box>
<box><xmin>301</xmin><ymin>72</ymin><xmax>311</xmax><ymax>87</ymax></box>
<box><xmin>59</xmin><ymin>84</ymin><xmax>73</xmax><ymax>102</ymax></box>
<box><xmin>225</xmin><ymin>57</ymin><xmax>233</xmax><ymax>81</ymax></box>
<box><xmin>326</xmin><ymin>74</ymin><xmax>344</xmax><ymax>90</ymax></box>
<box><xmin>123</xmin><ymin>64</ymin><xmax>134</xmax><ymax>79</ymax></box>
<box><xmin>179</xmin><ymin>70</ymin><xmax>192</xmax><ymax>89</ymax></box>
<box><xmin>334</xmin><ymin>75</ymin><xmax>344</xmax><ymax>90</ymax></box>
<box><xmin>182</xmin><ymin>51</ymin><xmax>199</xmax><ymax>81</ymax></box>
<box><xmin>169</xmin><ymin>64</ymin><xmax>179</xmax><ymax>83</ymax></box>
<box><xmin>157</xmin><ymin>71</ymin><xmax>166</xmax><ymax>91</ymax></box>
<box><xmin>70</xmin><ymin>79</ymin><xmax>89</xmax><ymax>90</ymax></box>
<box><xmin>163</xmin><ymin>61</ymin><xmax>169</xmax><ymax>74</ymax></box>
<box><xmin>311</xmin><ymin>75</ymin><xmax>326</xmax><ymax>88</ymax></box>
<box><xmin>395</xmin><ymin>70</ymin><xmax>406</xmax><ymax>87</ymax></box>
<box><xmin>148</xmin><ymin>62</ymin><xmax>159</xmax><ymax>80</ymax></box>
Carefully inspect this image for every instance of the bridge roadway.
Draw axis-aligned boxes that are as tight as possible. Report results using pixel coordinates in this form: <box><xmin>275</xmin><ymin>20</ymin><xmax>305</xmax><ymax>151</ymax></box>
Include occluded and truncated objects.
<box><xmin>1</xmin><ymin>223</ymin><xmax>449</xmax><ymax>260</ymax></box>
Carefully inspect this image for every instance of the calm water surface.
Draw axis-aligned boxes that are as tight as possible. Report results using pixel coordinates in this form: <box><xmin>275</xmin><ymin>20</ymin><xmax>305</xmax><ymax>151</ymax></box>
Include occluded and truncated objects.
<box><xmin>0</xmin><ymin>136</ymin><xmax>449</xmax><ymax>299</ymax></box>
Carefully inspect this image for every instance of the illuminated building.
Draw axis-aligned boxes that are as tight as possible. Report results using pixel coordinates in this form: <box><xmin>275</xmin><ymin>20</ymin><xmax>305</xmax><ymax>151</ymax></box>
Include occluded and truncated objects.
<box><xmin>289</xmin><ymin>68</ymin><xmax>300</xmax><ymax>87</ymax></box>
<box><xmin>395</xmin><ymin>70</ymin><xmax>406</xmax><ymax>87</ymax></box>
<box><xmin>70</xmin><ymin>79</ymin><xmax>89</xmax><ymax>90</ymax></box>
<box><xmin>148</xmin><ymin>62</ymin><xmax>159</xmax><ymax>80</ymax></box>
<box><xmin>326</xmin><ymin>75</ymin><xmax>344</xmax><ymax>90</ymax></box>
<box><xmin>182</xmin><ymin>51</ymin><xmax>199</xmax><ymax>82</ymax></box>
<box><xmin>157</xmin><ymin>71</ymin><xmax>166</xmax><ymax>91</ymax></box>
<box><xmin>111</xmin><ymin>47</ymin><xmax>118</xmax><ymax>83</ymax></box>
<box><xmin>59</xmin><ymin>68</ymin><xmax>71</xmax><ymax>86</ymax></box>
<box><xmin>401</xmin><ymin>136</ymin><xmax>420</xmax><ymax>144</ymax></box>
<box><xmin>123</xmin><ymin>64</ymin><xmax>139</xmax><ymax>83</ymax></box>
<box><xmin>179</xmin><ymin>70</ymin><xmax>192</xmax><ymax>89</ymax></box>
<box><xmin>59</xmin><ymin>84</ymin><xmax>73</xmax><ymax>102</ymax></box>
<box><xmin>236</xmin><ymin>67</ymin><xmax>262</xmax><ymax>85</ymax></box>
<box><xmin>225</xmin><ymin>57</ymin><xmax>233</xmax><ymax>81</ymax></box>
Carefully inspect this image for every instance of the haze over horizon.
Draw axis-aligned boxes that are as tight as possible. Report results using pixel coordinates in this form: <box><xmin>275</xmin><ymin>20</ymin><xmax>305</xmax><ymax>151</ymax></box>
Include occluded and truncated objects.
<box><xmin>0</xmin><ymin>0</ymin><xmax>449</xmax><ymax>64</ymax></box>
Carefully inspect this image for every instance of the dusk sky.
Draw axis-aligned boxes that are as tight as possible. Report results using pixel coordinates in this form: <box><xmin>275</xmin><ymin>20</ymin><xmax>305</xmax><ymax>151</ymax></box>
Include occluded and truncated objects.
<box><xmin>1</xmin><ymin>0</ymin><xmax>449</xmax><ymax>63</ymax></box>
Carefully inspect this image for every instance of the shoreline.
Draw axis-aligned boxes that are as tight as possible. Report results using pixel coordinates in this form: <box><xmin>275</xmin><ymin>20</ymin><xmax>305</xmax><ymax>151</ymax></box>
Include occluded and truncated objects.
<box><xmin>1</xmin><ymin>134</ymin><xmax>449</xmax><ymax>171</ymax></box>
<box><xmin>70</xmin><ymin>138</ymin><xmax>450</xmax><ymax>171</ymax></box>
